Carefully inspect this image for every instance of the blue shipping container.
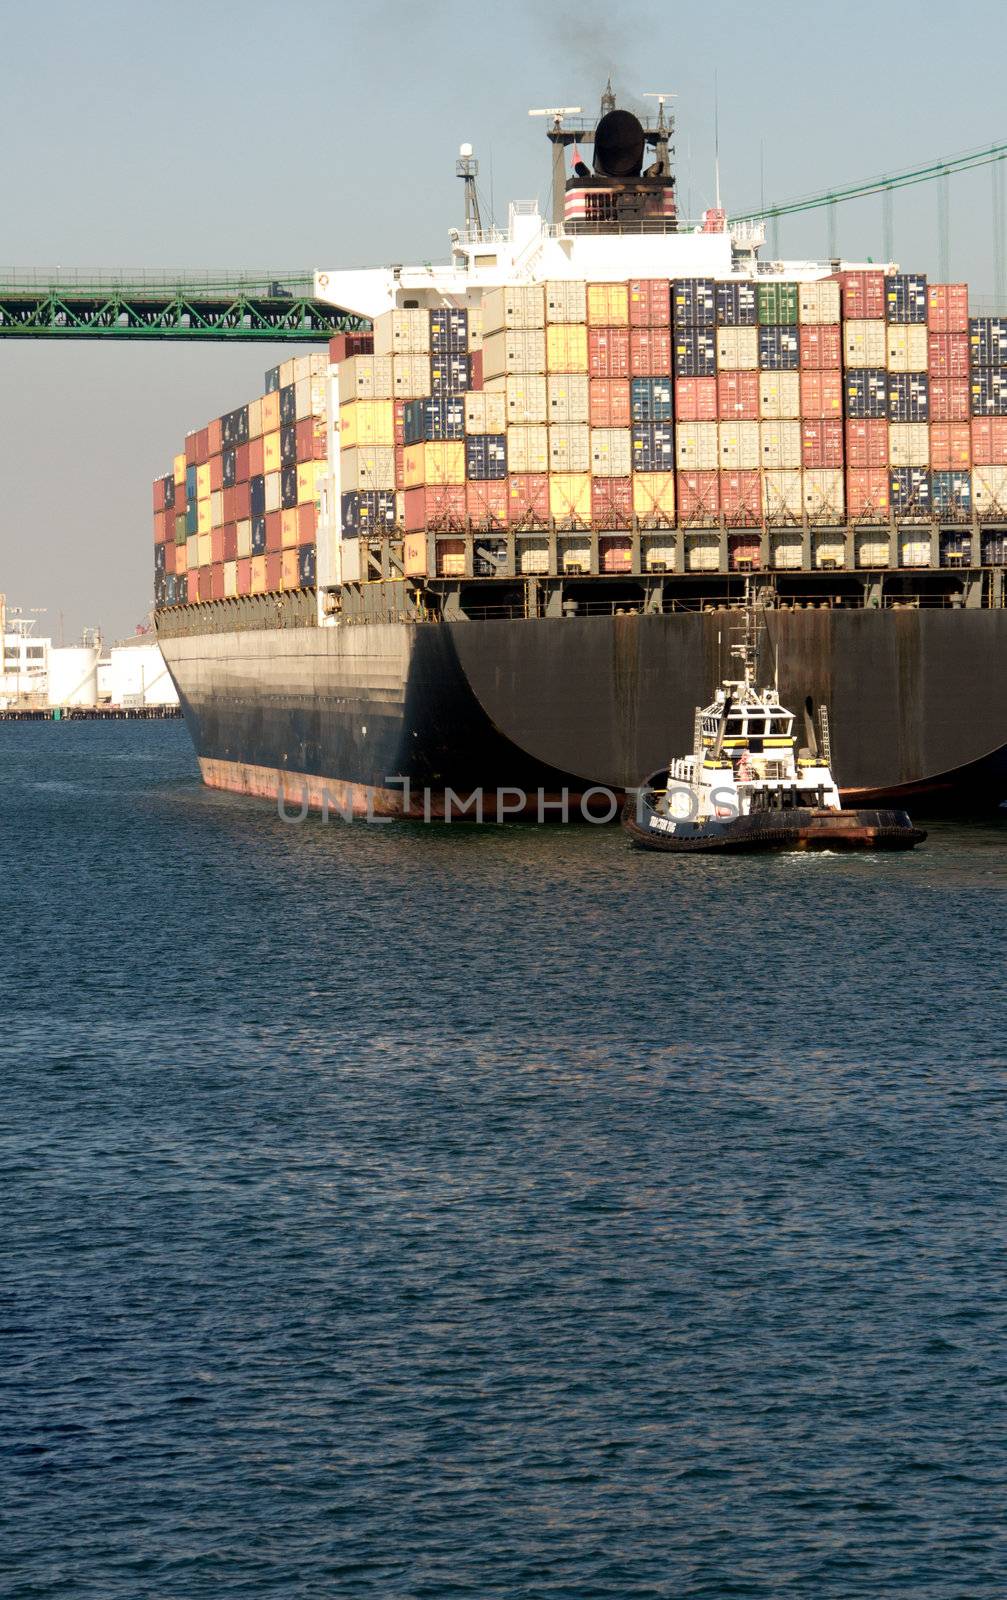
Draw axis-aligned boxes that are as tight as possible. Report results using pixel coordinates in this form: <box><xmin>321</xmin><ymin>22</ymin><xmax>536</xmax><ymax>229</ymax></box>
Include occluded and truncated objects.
<box><xmin>263</xmin><ymin>365</ymin><xmax>281</xmax><ymax>393</ymax></box>
<box><xmin>465</xmin><ymin>434</ymin><xmax>508</xmax><ymax>480</ymax></box>
<box><xmin>281</xmin><ymin>467</ymin><xmax>298</xmax><ymax>510</ymax></box>
<box><xmin>846</xmin><ymin>369</ymin><xmax>888</xmax><ymax>419</ymax></box>
<box><xmin>672</xmin><ymin>278</ymin><xmax>716</xmax><ymax>325</ymax></box>
<box><xmin>715</xmin><ymin>281</ymin><xmax>757</xmax><ymax>327</ymax></box>
<box><xmin>341</xmin><ymin>490</ymin><xmax>397</xmax><ymax>537</ymax></box>
<box><xmin>631</xmin><ymin>422</ymin><xmax>675</xmax><ymax>472</ymax></box>
<box><xmin>251</xmin><ymin>515</ymin><xmax>266</xmax><ymax>555</ymax></box>
<box><xmin>249</xmin><ymin>474</ymin><xmax>266</xmax><ymax>517</ymax></box>
<box><xmin>185</xmin><ymin>463</ymin><xmax>197</xmax><ymax>502</ymax></box>
<box><xmin>630</xmin><ymin>376</ymin><xmax>674</xmax><ymax>422</ymax></box>
<box><xmin>888</xmin><ymin>372</ymin><xmax>930</xmax><ymax>422</ymax></box>
<box><xmin>932</xmin><ymin>471</ymin><xmax>972</xmax><ymax>516</ymax></box>
<box><xmin>885</xmin><ymin>274</ymin><xmax>928</xmax><ymax>324</ymax></box>
<box><xmin>970</xmin><ymin>368</ymin><xmax>1007</xmax><ymax>416</ymax></box>
<box><xmin>969</xmin><ymin>318</ymin><xmax>1007</xmax><ymax>366</ymax></box>
<box><xmin>404</xmin><ymin>394</ymin><xmax>465</xmax><ymax>443</ymax></box>
<box><xmin>430</xmin><ymin>354</ymin><xmax>471</xmax><ymax>393</ymax></box>
<box><xmin>154</xmin><ymin>543</ymin><xmax>165</xmax><ymax>572</ymax></box>
<box><xmin>298</xmin><ymin>545</ymin><xmax>316</xmax><ymax>586</ymax></box>
<box><xmin>279</xmin><ymin>384</ymin><xmax>296</xmax><ymax>424</ymax></box>
<box><xmin>673</xmin><ymin>326</ymin><xmax>716</xmax><ymax>377</ymax></box>
<box><xmin>890</xmin><ymin>468</ymin><xmax>932</xmax><ymax>514</ymax></box>
<box><xmin>176</xmin><ymin>575</ymin><xmax>188</xmax><ymax>604</ymax></box>
<box><xmin>759</xmin><ymin>325</ymin><xmax>799</xmax><ymax>371</ymax></box>
<box><xmin>223</xmin><ymin>448</ymin><xmax>237</xmax><ymax>486</ymax></box>
<box><xmin>430</xmin><ymin>307</ymin><xmax>468</xmax><ymax>352</ymax></box>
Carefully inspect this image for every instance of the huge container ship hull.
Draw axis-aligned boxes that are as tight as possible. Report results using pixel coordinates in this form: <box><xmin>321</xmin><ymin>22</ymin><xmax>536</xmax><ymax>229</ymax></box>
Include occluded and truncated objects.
<box><xmin>159</xmin><ymin>608</ymin><xmax>1007</xmax><ymax>814</ymax></box>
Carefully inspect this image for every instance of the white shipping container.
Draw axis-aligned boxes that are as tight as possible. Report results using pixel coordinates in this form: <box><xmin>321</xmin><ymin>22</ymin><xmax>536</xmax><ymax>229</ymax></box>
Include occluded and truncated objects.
<box><xmin>798</xmin><ymin>280</ymin><xmax>841</xmax><ymax>324</ymax></box>
<box><xmin>856</xmin><ymin>533</ymin><xmax>891</xmax><ymax>567</ymax></box>
<box><xmin>889</xmin><ymin>423</ymin><xmax>930</xmax><ymax>467</ymax></box>
<box><xmin>814</xmin><ymin>533</ymin><xmax>847</xmax><ymax>568</ymax></box>
<box><xmin>760</xmin><ymin>421</ymin><xmax>802</xmax><ymax>469</ymax></box>
<box><xmin>549</xmin><ymin>423</ymin><xmax>591</xmax><ymax>473</ymax></box>
<box><xmin>487</xmin><ymin>373</ymin><xmax>548</xmax><ymax>423</ymax></box>
<box><xmin>886</xmin><ymin>325</ymin><xmax>929</xmax><ymax>372</ymax></box>
<box><xmin>392</xmin><ymin>355</ymin><xmax>432</xmax><ymax>399</ymax></box>
<box><xmin>465</xmin><ymin>391</ymin><xmax>508</xmax><ymax>434</ymax></box>
<box><xmin>770</xmin><ymin>530</ymin><xmax>803</xmax><ymax>568</ymax></box>
<box><xmin>973</xmin><ymin>465</ymin><xmax>1007</xmax><ymax>514</ymax></box>
<box><xmin>716</xmin><ymin>327</ymin><xmax>759</xmax><ymax>370</ymax></box>
<box><xmin>264</xmin><ymin>474</ymin><xmax>280</xmax><ymax>513</ymax></box>
<box><xmin>340</xmin><ymin>446</ymin><xmax>397</xmax><ymax>491</ymax></box>
<box><xmin>763</xmin><ymin>470</ymin><xmax>803</xmax><ymax>520</ymax></box>
<box><xmin>294</xmin><ymin>377</ymin><xmax>312</xmax><ymax>420</ymax></box>
<box><xmin>758</xmin><ymin>371</ymin><xmax>800</xmax><ymax>419</ymax></box>
<box><xmin>482</xmin><ymin>329</ymin><xmax>547</xmax><ymax>380</ymax></box>
<box><xmin>803</xmin><ymin>469</ymin><xmax>845</xmax><ymax>519</ymax></box>
<box><xmin>518</xmin><ymin>540</ymin><xmax>551</xmax><ymax>575</ymax></box>
<box><xmin>900</xmin><ymin>532</ymin><xmax>932</xmax><ymax>567</ymax></box>
<box><xmin>843</xmin><ymin>320</ymin><xmax>887</xmax><ymax>368</ymax></box>
<box><xmin>643</xmin><ymin>539</ymin><xmax>677</xmax><ymax>572</ymax></box>
<box><xmin>675</xmin><ymin>421</ymin><xmax>719</xmax><ymax>471</ymax></box>
<box><xmin>482</xmin><ymin>284</ymin><xmax>545</xmax><ymax>333</ymax></box>
<box><xmin>548</xmin><ymin>373</ymin><xmax>590</xmax><ymax>424</ymax></box>
<box><xmin>545</xmin><ymin>280</ymin><xmax>587</xmax><ymax>324</ymax></box>
<box><xmin>466</xmin><ymin>304</ymin><xmax>484</xmax><ymax>350</ymax></box>
<box><xmin>373</xmin><ymin>308</ymin><xmax>430</xmax><ymax>356</ymax></box>
<box><xmin>718</xmin><ymin>421</ymin><xmax>760</xmax><ymax>470</ymax></box>
<box><xmin>685</xmin><ymin>534</ymin><xmax>720</xmax><ymax>572</ymax></box>
<box><xmin>507</xmin><ymin>425</ymin><xmax>549</xmax><ymax>475</ymax></box>
<box><xmin>590</xmin><ymin>428</ymin><xmax>632</xmax><ymax>477</ymax></box>
<box><xmin>561</xmin><ymin>543</ymin><xmax>592</xmax><ymax>573</ymax></box>
<box><xmin>338</xmin><ymin>355</ymin><xmax>394</xmax><ymax>402</ymax></box>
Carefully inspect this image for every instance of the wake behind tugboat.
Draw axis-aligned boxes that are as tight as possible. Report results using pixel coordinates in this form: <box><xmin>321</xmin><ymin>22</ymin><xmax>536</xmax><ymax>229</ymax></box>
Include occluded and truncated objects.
<box><xmin>623</xmin><ymin>586</ymin><xmax>926</xmax><ymax>854</ymax></box>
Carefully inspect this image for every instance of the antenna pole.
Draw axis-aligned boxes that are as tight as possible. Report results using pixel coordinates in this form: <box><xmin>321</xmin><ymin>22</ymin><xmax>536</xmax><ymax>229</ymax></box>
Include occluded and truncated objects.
<box><xmin>714</xmin><ymin>71</ymin><xmax>721</xmax><ymax>212</ymax></box>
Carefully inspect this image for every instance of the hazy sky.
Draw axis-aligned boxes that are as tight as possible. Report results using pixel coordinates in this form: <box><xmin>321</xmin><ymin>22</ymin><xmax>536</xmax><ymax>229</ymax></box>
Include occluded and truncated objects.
<box><xmin>2</xmin><ymin>0</ymin><xmax>1004</xmax><ymax>641</ymax></box>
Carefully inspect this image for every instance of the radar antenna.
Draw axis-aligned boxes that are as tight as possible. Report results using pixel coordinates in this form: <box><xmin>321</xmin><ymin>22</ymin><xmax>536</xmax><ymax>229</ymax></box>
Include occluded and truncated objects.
<box><xmin>456</xmin><ymin>143</ymin><xmax>483</xmax><ymax>236</ymax></box>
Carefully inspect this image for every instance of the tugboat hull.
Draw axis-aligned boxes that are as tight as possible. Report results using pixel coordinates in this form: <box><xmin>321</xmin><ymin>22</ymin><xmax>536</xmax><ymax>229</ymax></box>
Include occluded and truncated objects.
<box><xmin>623</xmin><ymin>797</ymin><xmax>927</xmax><ymax>853</ymax></box>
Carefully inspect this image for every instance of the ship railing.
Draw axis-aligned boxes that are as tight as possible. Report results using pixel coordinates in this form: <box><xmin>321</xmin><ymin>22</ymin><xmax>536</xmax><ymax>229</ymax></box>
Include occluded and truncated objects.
<box><xmin>443</xmin><ymin>591</ymin><xmax>975</xmax><ymax>623</ymax></box>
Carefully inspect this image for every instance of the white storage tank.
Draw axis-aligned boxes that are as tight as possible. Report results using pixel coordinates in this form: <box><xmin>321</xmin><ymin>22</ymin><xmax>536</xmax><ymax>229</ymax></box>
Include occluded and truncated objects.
<box><xmin>47</xmin><ymin>647</ymin><xmax>98</xmax><ymax>707</ymax></box>
<box><xmin>108</xmin><ymin>641</ymin><xmax>179</xmax><ymax>707</ymax></box>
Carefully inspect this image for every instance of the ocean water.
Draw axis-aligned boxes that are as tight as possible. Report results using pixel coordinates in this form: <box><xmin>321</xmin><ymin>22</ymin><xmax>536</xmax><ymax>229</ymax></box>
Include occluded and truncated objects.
<box><xmin>3</xmin><ymin>720</ymin><xmax>1007</xmax><ymax>1598</ymax></box>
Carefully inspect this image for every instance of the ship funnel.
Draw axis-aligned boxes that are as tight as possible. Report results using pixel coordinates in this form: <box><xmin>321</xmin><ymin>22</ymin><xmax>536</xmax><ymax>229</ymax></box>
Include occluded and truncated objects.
<box><xmin>593</xmin><ymin>108</ymin><xmax>645</xmax><ymax>178</ymax></box>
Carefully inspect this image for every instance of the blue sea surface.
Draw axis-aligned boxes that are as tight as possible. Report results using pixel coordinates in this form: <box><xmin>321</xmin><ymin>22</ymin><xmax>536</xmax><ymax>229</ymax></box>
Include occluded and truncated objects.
<box><xmin>2</xmin><ymin>721</ymin><xmax>1006</xmax><ymax>1598</ymax></box>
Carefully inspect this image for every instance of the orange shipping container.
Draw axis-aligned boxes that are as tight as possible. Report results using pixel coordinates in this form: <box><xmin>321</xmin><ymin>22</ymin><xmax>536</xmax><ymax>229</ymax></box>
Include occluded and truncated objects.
<box><xmin>929</xmin><ymin>377</ymin><xmax>970</xmax><ymax>423</ymax></box>
<box><xmin>208</xmin><ymin>418</ymin><xmax>223</xmax><ymax>454</ymax></box>
<box><xmin>599</xmin><ymin>536</ymin><xmax>632</xmax><ymax>573</ymax></box>
<box><xmin>721</xmin><ymin>473</ymin><xmax>761</xmax><ymax>526</ymax></box>
<box><xmin>466</xmin><ymin>480</ymin><xmax>508</xmax><ymax>527</ymax></box>
<box><xmin>839</xmin><ymin>270</ymin><xmax>885</xmax><ymax>320</ymax></box>
<box><xmin>674</xmin><ymin>377</ymin><xmax>717</xmax><ymax>422</ymax></box>
<box><xmin>799</xmin><ymin>369</ymin><xmax>843</xmax><ymax>419</ymax></box>
<box><xmin>508</xmin><ymin>474</ymin><xmax>549</xmax><ymax>525</ymax></box>
<box><xmin>250</xmin><ymin>555</ymin><xmax>267</xmax><ymax>594</ymax></box>
<box><xmin>261</xmin><ymin>391</ymin><xmax>281</xmax><ymax>431</ymax></box>
<box><xmin>677</xmin><ymin>470</ymin><xmax>720</xmax><ymax>524</ymax></box>
<box><xmin>628</xmin><ymin>279</ymin><xmax>671</xmax><ymax>327</ymax></box>
<box><xmin>588</xmin><ymin>327</ymin><xmax>630</xmax><ymax>379</ymax></box>
<box><xmin>281</xmin><ymin>548</ymin><xmax>300</xmax><ymax>590</ymax></box>
<box><xmin>629</xmin><ymin>327</ymin><xmax>672</xmax><ymax>376</ymax></box>
<box><xmin>929</xmin><ymin>423</ymin><xmax>971</xmax><ymax>472</ymax></box>
<box><xmin>297</xmin><ymin>503</ymin><xmax>317</xmax><ymax>544</ymax></box>
<box><xmin>281</xmin><ymin>508</ymin><xmax>299</xmax><ymax>547</ymax></box>
<box><xmin>801</xmin><ymin>418</ymin><xmax>844</xmax><ymax>469</ymax></box>
<box><xmin>717</xmin><ymin>371</ymin><xmax>759</xmax><ymax>421</ymax></box>
<box><xmin>236</xmin><ymin>557</ymin><xmax>251</xmax><ymax>595</ymax></box>
<box><xmin>847</xmin><ymin>467</ymin><xmax>889</xmax><ymax>519</ymax></box>
<box><xmin>799</xmin><ymin>324</ymin><xmax>841</xmax><ymax>370</ymax></box>
<box><xmin>590</xmin><ymin>378</ymin><xmax>631</xmax><ymax>428</ymax></box>
<box><xmin>928</xmin><ymin>333</ymin><xmax>970</xmax><ymax>378</ymax></box>
<box><xmin>927</xmin><ymin>283</ymin><xmax>969</xmax><ymax>333</ymax></box>
<box><xmin>265</xmin><ymin>551</ymin><xmax>282</xmax><ymax>591</ymax></box>
<box><xmin>845</xmin><ymin>419</ymin><xmax>888</xmax><ymax>469</ymax></box>
<box><xmin>971</xmin><ymin>418</ymin><xmax>1007</xmax><ymax>465</ymax></box>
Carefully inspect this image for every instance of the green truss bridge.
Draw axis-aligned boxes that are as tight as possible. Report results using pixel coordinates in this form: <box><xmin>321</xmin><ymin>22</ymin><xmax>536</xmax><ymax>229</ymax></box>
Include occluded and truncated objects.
<box><xmin>0</xmin><ymin>271</ymin><xmax>370</xmax><ymax>341</ymax></box>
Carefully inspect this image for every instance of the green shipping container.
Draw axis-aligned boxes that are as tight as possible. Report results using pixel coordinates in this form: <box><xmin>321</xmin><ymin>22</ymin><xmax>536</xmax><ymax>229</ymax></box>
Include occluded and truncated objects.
<box><xmin>758</xmin><ymin>282</ymin><xmax>799</xmax><ymax>325</ymax></box>
<box><xmin>175</xmin><ymin>513</ymin><xmax>187</xmax><ymax>544</ymax></box>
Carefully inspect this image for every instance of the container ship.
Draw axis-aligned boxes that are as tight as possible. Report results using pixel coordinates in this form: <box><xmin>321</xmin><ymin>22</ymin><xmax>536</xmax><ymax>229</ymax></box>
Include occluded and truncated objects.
<box><xmin>152</xmin><ymin>88</ymin><xmax>1007</xmax><ymax>813</ymax></box>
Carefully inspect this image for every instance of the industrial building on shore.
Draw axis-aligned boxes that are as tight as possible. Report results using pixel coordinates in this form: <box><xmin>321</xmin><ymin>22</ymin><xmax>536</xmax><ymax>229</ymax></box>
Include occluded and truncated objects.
<box><xmin>0</xmin><ymin>595</ymin><xmax>179</xmax><ymax>711</ymax></box>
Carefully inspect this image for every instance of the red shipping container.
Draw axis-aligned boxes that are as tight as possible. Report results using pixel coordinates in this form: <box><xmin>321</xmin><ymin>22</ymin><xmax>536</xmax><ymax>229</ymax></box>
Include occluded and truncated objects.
<box><xmin>164</xmin><ymin>540</ymin><xmax>176</xmax><ymax>575</ymax></box>
<box><xmin>846</xmin><ymin>467</ymin><xmax>889</xmax><ymax>519</ymax></box>
<box><xmin>675</xmin><ymin>376</ymin><xmax>718</xmax><ymax>421</ymax></box>
<box><xmin>235</xmin><ymin>481</ymin><xmax>251</xmax><ymax>519</ymax></box>
<box><xmin>718</xmin><ymin>371</ymin><xmax>759</xmax><ymax>420</ymax></box>
<box><xmin>210</xmin><ymin>528</ymin><xmax>224</xmax><ymax>565</ymax></box>
<box><xmin>195</xmin><ymin>427</ymin><xmax>210</xmax><ymax>466</ymax></box>
<box><xmin>297</xmin><ymin>503</ymin><xmax>317</xmax><ymax>543</ymax></box>
<box><xmin>235</xmin><ymin>443</ymin><xmax>250</xmax><ymax>481</ymax></box>
<box><xmin>799</xmin><ymin>324</ymin><xmax>841</xmax><ymax>369</ymax></box>
<box><xmin>928</xmin><ymin>333</ymin><xmax>969</xmax><ymax>378</ymax></box>
<box><xmin>971</xmin><ymin>418</ymin><xmax>1007</xmax><ymax>465</ymax></box>
<box><xmin>248</xmin><ymin>437</ymin><xmax>265</xmax><ymax>475</ymax></box>
<box><xmin>208</xmin><ymin>418</ymin><xmax>223</xmax><ymax>455</ymax></box>
<box><xmin>466</xmin><ymin>480</ymin><xmax>508</xmax><ymax>527</ymax></box>
<box><xmin>801</xmin><ymin>418</ymin><xmax>844</xmax><ymax>469</ymax></box>
<box><xmin>845</xmin><ymin>419</ymin><xmax>888</xmax><ymax>468</ymax></box>
<box><xmin>469</xmin><ymin>350</ymin><xmax>483</xmax><ymax>390</ymax></box>
<box><xmin>599</xmin><ymin>536</ymin><xmax>632</xmax><ymax>573</ymax></box>
<box><xmin>839</xmin><ymin>270</ymin><xmax>885</xmax><ymax>320</ymax></box>
<box><xmin>588</xmin><ymin>326</ymin><xmax>630</xmax><ymax>378</ymax></box>
<box><xmin>800</xmin><ymin>369</ymin><xmax>843</xmax><ymax>419</ymax></box>
<box><xmin>508</xmin><ymin>474</ymin><xmax>549</xmax><ymax>524</ymax></box>
<box><xmin>152</xmin><ymin>477</ymin><xmax>164</xmax><ymax>511</ymax></box>
<box><xmin>265</xmin><ymin>511</ymin><xmax>282</xmax><ymax>552</ymax></box>
<box><xmin>265</xmin><ymin>552</ymin><xmax>282</xmax><ymax>591</ymax></box>
<box><xmin>185</xmin><ymin>431</ymin><xmax>199</xmax><ymax>466</ymax></box>
<box><xmin>728</xmin><ymin>533</ymin><xmax>762</xmax><ymax>568</ymax></box>
<box><xmin>930</xmin><ymin>377</ymin><xmax>970</xmax><ymax>423</ymax></box>
<box><xmin>403</xmin><ymin>485</ymin><xmax>466</xmax><ymax>530</ymax></box>
<box><xmin>590</xmin><ymin>379</ymin><xmax>631</xmax><ymax>428</ymax></box>
<box><xmin>329</xmin><ymin>332</ymin><xmax>373</xmax><ymax>363</ymax></box>
<box><xmin>628</xmin><ymin>279</ymin><xmax>671</xmax><ymax>327</ymax></box>
<box><xmin>236</xmin><ymin>557</ymin><xmax>251</xmax><ymax>595</ymax></box>
<box><xmin>197</xmin><ymin>566</ymin><xmax>212</xmax><ymax>601</ymax></box>
<box><xmin>929</xmin><ymin>423</ymin><xmax>971</xmax><ymax>472</ymax></box>
<box><xmin>223</xmin><ymin>522</ymin><xmax>238</xmax><ymax>561</ymax></box>
<box><xmin>222</xmin><ymin>486</ymin><xmax>237</xmax><ymax>523</ymax></box>
<box><xmin>721</xmin><ymin>472</ymin><xmax>761</xmax><ymax>525</ymax></box>
<box><xmin>927</xmin><ymin>284</ymin><xmax>969</xmax><ymax>334</ymax></box>
<box><xmin>592</xmin><ymin>478</ymin><xmax>632</xmax><ymax>523</ymax></box>
<box><xmin>677</xmin><ymin>470</ymin><xmax>720</xmax><ymax>521</ymax></box>
<box><xmin>629</xmin><ymin>326</ymin><xmax>672</xmax><ymax>376</ymax></box>
<box><xmin>295</xmin><ymin>418</ymin><xmax>314</xmax><ymax>460</ymax></box>
<box><xmin>208</xmin><ymin>454</ymin><xmax>222</xmax><ymax>492</ymax></box>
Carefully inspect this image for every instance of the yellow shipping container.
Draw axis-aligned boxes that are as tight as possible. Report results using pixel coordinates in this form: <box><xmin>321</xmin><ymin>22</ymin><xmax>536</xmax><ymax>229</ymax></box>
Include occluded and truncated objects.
<box><xmin>403</xmin><ymin>441</ymin><xmax>465</xmax><ymax>487</ymax></box>
<box><xmin>197</xmin><ymin>531</ymin><xmax>211</xmax><ymax>566</ymax></box>
<box><xmin>173</xmin><ymin>452</ymin><xmax>186</xmax><ymax>486</ymax></box>
<box><xmin>197</xmin><ymin>496</ymin><xmax>211</xmax><ymax>534</ymax></box>
<box><xmin>546</xmin><ymin>324</ymin><xmax>589</xmax><ymax>372</ymax></box>
<box><xmin>250</xmin><ymin>554</ymin><xmax>267</xmax><ymax>595</ymax></box>
<box><xmin>339</xmin><ymin>400</ymin><xmax>395</xmax><ymax>449</ymax></box>
<box><xmin>281</xmin><ymin>548</ymin><xmax>300</xmax><ymax>590</ymax></box>
<box><xmin>886</xmin><ymin>325</ymin><xmax>928</xmax><ymax>373</ymax></box>
<box><xmin>403</xmin><ymin>532</ymin><xmax>429</xmax><ymax>578</ymax></box>
<box><xmin>223</xmin><ymin>560</ymin><xmax>238</xmax><ymax>599</ymax></box>
<box><xmin>281</xmin><ymin>508</ymin><xmax>299</xmax><ymax>547</ymax></box>
<box><xmin>261</xmin><ymin>391</ymin><xmax>280</xmax><ymax>431</ymax></box>
<box><xmin>196</xmin><ymin>463</ymin><xmax>211</xmax><ymax>498</ymax></box>
<box><xmin>237</xmin><ymin>519</ymin><xmax>252</xmax><ymax>559</ymax></box>
<box><xmin>549</xmin><ymin>472</ymin><xmax>592</xmax><ymax>524</ymax></box>
<box><xmin>341</xmin><ymin>446</ymin><xmax>396</xmax><ymax>491</ymax></box>
<box><xmin>261</xmin><ymin>430</ymin><xmax>280</xmax><ymax>472</ymax></box>
<box><xmin>210</xmin><ymin>489</ymin><xmax>223</xmax><ymax>529</ymax></box>
<box><xmin>759</xmin><ymin>372</ymin><xmax>801</xmax><ymax>420</ymax></box>
<box><xmin>297</xmin><ymin>461</ymin><xmax>322</xmax><ymax>503</ymax></box>
<box><xmin>587</xmin><ymin>282</ymin><xmax>629</xmax><ymax>326</ymax></box>
<box><xmin>247</xmin><ymin>397</ymin><xmax>263</xmax><ymax>438</ymax></box>
<box><xmin>633</xmin><ymin>473</ymin><xmax>676</xmax><ymax>522</ymax></box>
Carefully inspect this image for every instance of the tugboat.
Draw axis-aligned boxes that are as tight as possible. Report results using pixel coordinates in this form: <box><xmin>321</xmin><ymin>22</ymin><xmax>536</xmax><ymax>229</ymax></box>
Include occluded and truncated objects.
<box><xmin>623</xmin><ymin>590</ymin><xmax>926</xmax><ymax>854</ymax></box>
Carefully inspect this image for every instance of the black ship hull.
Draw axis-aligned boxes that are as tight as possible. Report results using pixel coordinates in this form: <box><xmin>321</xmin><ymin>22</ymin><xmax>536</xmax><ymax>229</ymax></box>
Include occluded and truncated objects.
<box><xmin>156</xmin><ymin>607</ymin><xmax>1007</xmax><ymax>815</ymax></box>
